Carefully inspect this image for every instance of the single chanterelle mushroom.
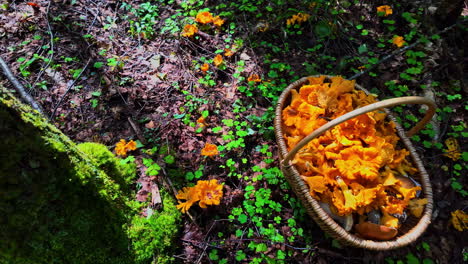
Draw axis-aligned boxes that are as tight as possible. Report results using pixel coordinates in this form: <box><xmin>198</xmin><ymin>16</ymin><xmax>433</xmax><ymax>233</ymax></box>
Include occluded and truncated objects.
<box><xmin>355</xmin><ymin>221</ymin><xmax>398</xmax><ymax>240</ymax></box>
<box><xmin>334</xmin><ymin>176</ymin><xmax>357</xmax><ymax>213</ymax></box>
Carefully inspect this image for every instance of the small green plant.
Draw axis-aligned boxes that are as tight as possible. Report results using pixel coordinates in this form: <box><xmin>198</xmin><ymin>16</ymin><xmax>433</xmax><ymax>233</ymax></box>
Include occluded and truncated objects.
<box><xmin>121</xmin><ymin>2</ymin><xmax>160</xmax><ymax>39</ymax></box>
<box><xmin>107</xmin><ymin>56</ymin><xmax>125</xmax><ymax>71</ymax></box>
<box><xmin>198</xmin><ymin>73</ymin><xmax>216</xmax><ymax>87</ymax></box>
<box><xmin>143</xmin><ymin>158</ymin><xmax>161</xmax><ymax>176</ymax></box>
<box><xmin>208</xmin><ymin>249</ymin><xmax>219</xmax><ymax>261</ymax></box>
<box><xmin>69</xmin><ymin>67</ymin><xmax>85</xmax><ymax>79</ymax></box>
<box><xmin>93</xmin><ymin>61</ymin><xmax>104</xmax><ymax>68</ymax></box>
<box><xmin>35</xmin><ymin>80</ymin><xmax>48</xmax><ymax>90</ymax></box>
<box><xmin>174</xmin><ymin>91</ymin><xmax>210</xmax><ymax>127</ymax></box>
<box><xmin>90</xmin><ymin>91</ymin><xmax>101</xmax><ymax>108</ymax></box>
<box><xmin>215</xmin><ymin>114</ymin><xmax>255</xmax><ymax>153</ymax></box>
<box><xmin>185</xmin><ymin>164</ymin><xmax>204</xmax><ymax>181</ymax></box>
<box><xmin>17</xmin><ymin>54</ymin><xmax>43</xmax><ymax>77</ymax></box>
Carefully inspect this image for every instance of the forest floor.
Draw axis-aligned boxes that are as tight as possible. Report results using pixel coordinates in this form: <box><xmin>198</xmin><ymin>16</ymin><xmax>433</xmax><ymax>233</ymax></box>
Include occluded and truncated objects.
<box><xmin>1</xmin><ymin>1</ymin><xmax>467</xmax><ymax>263</ymax></box>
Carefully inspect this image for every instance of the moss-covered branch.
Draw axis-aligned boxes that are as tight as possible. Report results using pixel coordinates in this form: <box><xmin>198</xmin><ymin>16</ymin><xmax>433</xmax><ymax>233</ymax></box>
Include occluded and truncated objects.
<box><xmin>0</xmin><ymin>87</ymin><xmax>133</xmax><ymax>264</ymax></box>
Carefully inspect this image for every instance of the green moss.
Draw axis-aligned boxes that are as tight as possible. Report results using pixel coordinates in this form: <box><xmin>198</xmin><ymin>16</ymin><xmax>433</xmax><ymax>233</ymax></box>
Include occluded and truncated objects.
<box><xmin>0</xmin><ymin>87</ymin><xmax>185</xmax><ymax>264</ymax></box>
<box><xmin>127</xmin><ymin>191</ymin><xmax>182</xmax><ymax>264</ymax></box>
<box><xmin>77</xmin><ymin>142</ymin><xmax>137</xmax><ymax>193</ymax></box>
<box><xmin>0</xmin><ymin>88</ymin><xmax>134</xmax><ymax>264</ymax></box>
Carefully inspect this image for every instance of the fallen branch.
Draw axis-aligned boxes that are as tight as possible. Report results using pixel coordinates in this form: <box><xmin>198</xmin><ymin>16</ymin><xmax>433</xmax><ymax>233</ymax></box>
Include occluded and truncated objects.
<box><xmin>50</xmin><ymin>59</ymin><xmax>91</xmax><ymax>119</ymax></box>
<box><xmin>0</xmin><ymin>56</ymin><xmax>45</xmax><ymax>114</ymax></box>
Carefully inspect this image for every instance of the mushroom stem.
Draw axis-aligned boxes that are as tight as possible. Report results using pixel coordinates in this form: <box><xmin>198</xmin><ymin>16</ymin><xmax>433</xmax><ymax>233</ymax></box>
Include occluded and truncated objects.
<box><xmin>319</xmin><ymin>202</ymin><xmax>353</xmax><ymax>231</ymax></box>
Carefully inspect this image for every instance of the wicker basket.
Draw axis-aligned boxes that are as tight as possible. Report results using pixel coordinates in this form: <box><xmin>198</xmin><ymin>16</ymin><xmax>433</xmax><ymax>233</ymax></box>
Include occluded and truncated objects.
<box><xmin>274</xmin><ymin>76</ymin><xmax>436</xmax><ymax>250</ymax></box>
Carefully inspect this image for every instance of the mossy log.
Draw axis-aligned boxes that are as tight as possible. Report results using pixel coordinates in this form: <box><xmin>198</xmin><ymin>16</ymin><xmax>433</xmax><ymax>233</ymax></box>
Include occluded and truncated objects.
<box><xmin>0</xmin><ymin>87</ymin><xmax>134</xmax><ymax>264</ymax></box>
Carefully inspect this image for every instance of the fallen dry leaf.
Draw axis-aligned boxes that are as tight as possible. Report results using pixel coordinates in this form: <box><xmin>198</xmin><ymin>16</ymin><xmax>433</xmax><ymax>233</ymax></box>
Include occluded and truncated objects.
<box><xmin>145</xmin><ymin>120</ymin><xmax>156</xmax><ymax>129</ymax></box>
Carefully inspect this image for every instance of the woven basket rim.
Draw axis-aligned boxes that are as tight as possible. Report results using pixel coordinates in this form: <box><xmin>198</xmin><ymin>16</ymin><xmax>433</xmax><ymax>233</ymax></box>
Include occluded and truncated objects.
<box><xmin>274</xmin><ymin>75</ymin><xmax>434</xmax><ymax>250</ymax></box>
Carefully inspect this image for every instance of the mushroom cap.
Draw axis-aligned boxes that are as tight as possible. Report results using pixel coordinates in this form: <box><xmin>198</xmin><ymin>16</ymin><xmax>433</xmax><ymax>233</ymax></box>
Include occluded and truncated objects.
<box><xmin>355</xmin><ymin>221</ymin><xmax>398</xmax><ymax>240</ymax></box>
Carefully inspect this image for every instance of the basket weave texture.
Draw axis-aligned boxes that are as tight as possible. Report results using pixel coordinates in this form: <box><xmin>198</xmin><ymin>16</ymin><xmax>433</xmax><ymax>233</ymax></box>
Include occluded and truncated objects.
<box><xmin>274</xmin><ymin>76</ymin><xmax>436</xmax><ymax>250</ymax></box>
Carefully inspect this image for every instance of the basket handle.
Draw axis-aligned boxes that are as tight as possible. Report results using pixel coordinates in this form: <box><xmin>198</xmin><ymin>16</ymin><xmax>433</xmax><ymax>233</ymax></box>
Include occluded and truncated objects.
<box><xmin>281</xmin><ymin>96</ymin><xmax>436</xmax><ymax>167</ymax></box>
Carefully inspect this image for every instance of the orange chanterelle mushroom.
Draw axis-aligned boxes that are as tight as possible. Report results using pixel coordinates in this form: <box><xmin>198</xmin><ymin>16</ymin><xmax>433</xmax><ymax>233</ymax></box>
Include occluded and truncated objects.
<box><xmin>282</xmin><ymin>76</ymin><xmax>426</xmax><ymax>240</ymax></box>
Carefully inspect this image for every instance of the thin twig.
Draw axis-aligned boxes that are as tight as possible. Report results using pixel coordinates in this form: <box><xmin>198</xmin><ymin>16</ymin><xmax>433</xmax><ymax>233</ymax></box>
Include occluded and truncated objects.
<box><xmin>127</xmin><ymin>117</ymin><xmax>147</xmax><ymax>144</ymax></box>
<box><xmin>0</xmin><ymin>56</ymin><xmax>44</xmax><ymax>114</ymax></box>
<box><xmin>201</xmin><ymin>238</ymin><xmax>318</xmax><ymax>251</ymax></box>
<box><xmin>349</xmin><ymin>18</ymin><xmax>467</xmax><ymax>80</ymax></box>
<box><xmin>182</xmin><ymin>237</ymin><xmax>355</xmax><ymax>261</ymax></box>
<box><xmin>85</xmin><ymin>3</ymin><xmax>102</xmax><ymax>35</ymax></box>
<box><xmin>316</xmin><ymin>248</ymin><xmax>348</xmax><ymax>259</ymax></box>
<box><xmin>50</xmin><ymin>59</ymin><xmax>91</xmax><ymax>119</ymax></box>
<box><xmin>349</xmin><ymin>42</ymin><xmax>419</xmax><ymax>81</ymax></box>
<box><xmin>195</xmin><ymin>238</ymin><xmax>210</xmax><ymax>264</ymax></box>
<box><xmin>180</xmin><ymin>239</ymin><xmax>223</xmax><ymax>250</ymax></box>
<box><xmin>172</xmin><ymin>254</ymin><xmax>188</xmax><ymax>261</ymax></box>
<box><xmin>32</xmin><ymin>0</ymin><xmax>54</xmax><ymax>90</ymax></box>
